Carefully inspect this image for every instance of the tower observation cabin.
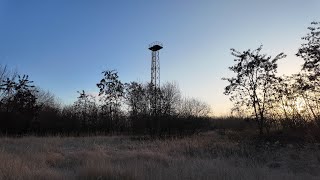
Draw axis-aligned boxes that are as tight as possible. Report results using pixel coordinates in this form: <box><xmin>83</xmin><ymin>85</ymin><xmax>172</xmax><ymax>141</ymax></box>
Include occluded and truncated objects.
<box><xmin>148</xmin><ymin>42</ymin><xmax>163</xmax><ymax>51</ymax></box>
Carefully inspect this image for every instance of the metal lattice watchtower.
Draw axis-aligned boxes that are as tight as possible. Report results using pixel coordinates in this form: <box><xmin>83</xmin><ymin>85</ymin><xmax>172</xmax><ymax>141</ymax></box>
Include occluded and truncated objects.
<box><xmin>148</xmin><ymin>41</ymin><xmax>163</xmax><ymax>115</ymax></box>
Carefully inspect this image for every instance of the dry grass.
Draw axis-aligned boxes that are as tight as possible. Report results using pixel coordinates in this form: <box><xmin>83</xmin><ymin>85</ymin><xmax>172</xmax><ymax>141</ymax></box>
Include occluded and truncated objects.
<box><xmin>0</xmin><ymin>131</ymin><xmax>320</xmax><ymax>180</ymax></box>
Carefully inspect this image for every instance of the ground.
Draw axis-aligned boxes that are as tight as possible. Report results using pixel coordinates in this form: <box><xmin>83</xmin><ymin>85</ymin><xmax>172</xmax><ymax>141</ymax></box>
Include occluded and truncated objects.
<box><xmin>0</xmin><ymin>131</ymin><xmax>320</xmax><ymax>180</ymax></box>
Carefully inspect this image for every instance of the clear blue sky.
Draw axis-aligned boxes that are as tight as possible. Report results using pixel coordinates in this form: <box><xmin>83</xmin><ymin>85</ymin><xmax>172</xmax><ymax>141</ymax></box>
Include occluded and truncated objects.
<box><xmin>0</xmin><ymin>0</ymin><xmax>319</xmax><ymax>115</ymax></box>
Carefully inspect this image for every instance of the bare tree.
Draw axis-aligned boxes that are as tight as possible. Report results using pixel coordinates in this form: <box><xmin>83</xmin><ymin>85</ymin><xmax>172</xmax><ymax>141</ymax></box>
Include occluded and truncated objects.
<box><xmin>0</xmin><ymin>64</ymin><xmax>8</xmax><ymax>83</ymax></box>
<box><xmin>160</xmin><ymin>81</ymin><xmax>181</xmax><ymax>116</ymax></box>
<box><xmin>74</xmin><ymin>90</ymin><xmax>98</xmax><ymax>131</ymax></box>
<box><xmin>125</xmin><ymin>81</ymin><xmax>149</xmax><ymax>116</ymax></box>
<box><xmin>178</xmin><ymin>97</ymin><xmax>211</xmax><ymax>118</ymax></box>
<box><xmin>0</xmin><ymin>65</ymin><xmax>17</xmax><ymax>106</ymax></box>
<box><xmin>35</xmin><ymin>88</ymin><xmax>59</xmax><ymax>109</ymax></box>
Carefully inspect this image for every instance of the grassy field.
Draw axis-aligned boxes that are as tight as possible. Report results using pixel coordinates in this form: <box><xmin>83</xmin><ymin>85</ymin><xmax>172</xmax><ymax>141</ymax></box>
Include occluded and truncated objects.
<box><xmin>0</xmin><ymin>131</ymin><xmax>320</xmax><ymax>180</ymax></box>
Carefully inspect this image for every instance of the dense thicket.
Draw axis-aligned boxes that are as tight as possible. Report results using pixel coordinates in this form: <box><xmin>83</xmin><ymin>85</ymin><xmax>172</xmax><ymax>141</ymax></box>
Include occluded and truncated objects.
<box><xmin>0</xmin><ymin>66</ymin><xmax>211</xmax><ymax>136</ymax></box>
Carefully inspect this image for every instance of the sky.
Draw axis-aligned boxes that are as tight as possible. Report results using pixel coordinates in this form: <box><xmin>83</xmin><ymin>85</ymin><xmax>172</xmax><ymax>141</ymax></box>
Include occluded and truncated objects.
<box><xmin>0</xmin><ymin>0</ymin><xmax>320</xmax><ymax>116</ymax></box>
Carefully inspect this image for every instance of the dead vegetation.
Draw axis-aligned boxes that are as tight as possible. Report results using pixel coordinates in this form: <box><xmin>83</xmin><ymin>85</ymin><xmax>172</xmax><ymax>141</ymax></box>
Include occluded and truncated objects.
<box><xmin>0</xmin><ymin>131</ymin><xmax>319</xmax><ymax>180</ymax></box>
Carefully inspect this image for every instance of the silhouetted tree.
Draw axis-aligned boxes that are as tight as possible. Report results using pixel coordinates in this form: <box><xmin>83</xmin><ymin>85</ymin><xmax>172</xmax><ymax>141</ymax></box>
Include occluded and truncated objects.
<box><xmin>270</xmin><ymin>75</ymin><xmax>307</xmax><ymax>129</ymax></box>
<box><xmin>97</xmin><ymin>70</ymin><xmax>124</xmax><ymax>132</ymax></box>
<box><xmin>223</xmin><ymin>45</ymin><xmax>286</xmax><ymax>134</ymax></box>
<box><xmin>297</xmin><ymin>21</ymin><xmax>320</xmax><ymax>81</ymax></box>
<box><xmin>296</xmin><ymin>21</ymin><xmax>320</xmax><ymax>124</ymax></box>
<box><xmin>0</xmin><ymin>75</ymin><xmax>38</xmax><ymax>113</ymax></box>
<box><xmin>0</xmin><ymin>74</ymin><xmax>39</xmax><ymax>133</ymax></box>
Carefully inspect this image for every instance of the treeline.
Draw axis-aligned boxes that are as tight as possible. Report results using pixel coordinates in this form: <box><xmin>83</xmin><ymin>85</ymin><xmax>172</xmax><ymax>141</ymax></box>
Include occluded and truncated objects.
<box><xmin>0</xmin><ymin>67</ymin><xmax>211</xmax><ymax>136</ymax></box>
<box><xmin>224</xmin><ymin>21</ymin><xmax>320</xmax><ymax>137</ymax></box>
